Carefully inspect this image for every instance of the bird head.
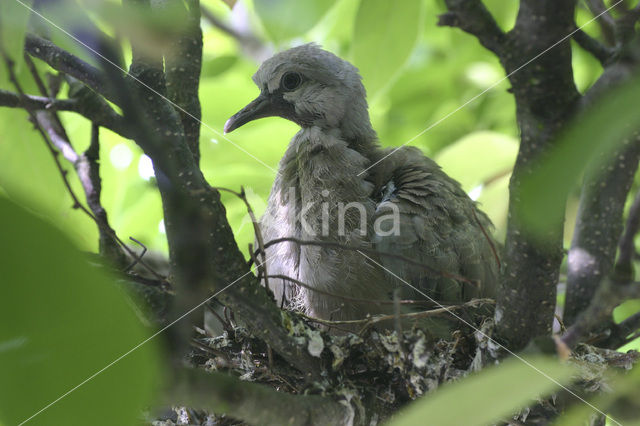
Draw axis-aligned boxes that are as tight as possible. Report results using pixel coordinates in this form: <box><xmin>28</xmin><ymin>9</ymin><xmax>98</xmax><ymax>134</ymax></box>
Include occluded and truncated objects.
<box><xmin>224</xmin><ymin>43</ymin><xmax>374</xmax><ymax>141</ymax></box>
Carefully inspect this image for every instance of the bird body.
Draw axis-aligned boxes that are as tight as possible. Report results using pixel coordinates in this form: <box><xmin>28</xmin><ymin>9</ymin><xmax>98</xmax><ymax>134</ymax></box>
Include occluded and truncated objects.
<box><xmin>225</xmin><ymin>44</ymin><xmax>499</xmax><ymax>336</ymax></box>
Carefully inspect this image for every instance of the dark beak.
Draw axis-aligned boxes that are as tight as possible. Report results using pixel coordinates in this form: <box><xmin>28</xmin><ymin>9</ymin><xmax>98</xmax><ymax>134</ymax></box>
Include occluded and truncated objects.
<box><xmin>224</xmin><ymin>93</ymin><xmax>273</xmax><ymax>134</ymax></box>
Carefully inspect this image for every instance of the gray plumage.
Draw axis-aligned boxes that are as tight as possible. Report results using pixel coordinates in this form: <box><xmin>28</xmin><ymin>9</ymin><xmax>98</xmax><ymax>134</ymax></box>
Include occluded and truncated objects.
<box><xmin>225</xmin><ymin>44</ymin><xmax>499</xmax><ymax>337</ymax></box>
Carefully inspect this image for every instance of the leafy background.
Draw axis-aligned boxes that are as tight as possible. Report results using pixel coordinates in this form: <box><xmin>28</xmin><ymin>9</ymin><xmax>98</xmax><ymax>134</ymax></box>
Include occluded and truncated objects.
<box><xmin>1</xmin><ymin>0</ymin><xmax>638</xmax><ymax>424</ymax></box>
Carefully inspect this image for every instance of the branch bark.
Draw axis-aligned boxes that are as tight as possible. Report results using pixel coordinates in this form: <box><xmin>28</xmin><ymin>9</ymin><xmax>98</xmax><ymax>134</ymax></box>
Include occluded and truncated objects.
<box><xmin>169</xmin><ymin>368</ymin><xmax>350</xmax><ymax>426</ymax></box>
<box><xmin>564</xmin><ymin>40</ymin><xmax>640</xmax><ymax>325</ymax></box>
<box><xmin>496</xmin><ymin>0</ymin><xmax>580</xmax><ymax>349</ymax></box>
<box><xmin>0</xmin><ymin>87</ymin><xmax>132</xmax><ymax>138</ymax></box>
<box><xmin>561</xmin><ymin>278</ymin><xmax>640</xmax><ymax>349</ymax></box>
<box><xmin>442</xmin><ymin>0</ymin><xmax>581</xmax><ymax>350</ymax></box>
<box><xmin>438</xmin><ymin>0</ymin><xmax>506</xmax><ymax>56</ymax></box>
<box><xmin>163</xmin><ymin>0</ymin><xmax>203</xmax><ymax>163</ymax></box>
<box><xmin>24</xmin><ymin>34</ymin><xmax>119</xmax><ymax>104</ymax></box>
<box><xmin>95</xmin><ymin>32</ymin><xmax>324</xmax><ymax>377</ymax></box>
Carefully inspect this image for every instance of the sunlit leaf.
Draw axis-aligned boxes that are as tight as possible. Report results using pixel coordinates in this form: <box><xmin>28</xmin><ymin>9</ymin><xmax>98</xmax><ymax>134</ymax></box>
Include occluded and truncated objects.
<box><xmin>0</xmin><ymin>198</ymin><xmax>161</xmax><ymax>425</ymax></box>
<box><xmin>390</xmin><ymin>356</ymin><xmax>575</xmax><ymax>426</ymax></box>
<box><xmin>352</xmin><ymin>0</ymin><xmax>423</xmax><ymax>98</ymax></box>
<box><xmin>202</xmin><ymin>55</ymin><xmax>238</xmax><ymax>78</ymax></box>
<box><xmin>254</xmin><ymin>0</ymin><xmax>337</xmax><ymax>43</ymax></box>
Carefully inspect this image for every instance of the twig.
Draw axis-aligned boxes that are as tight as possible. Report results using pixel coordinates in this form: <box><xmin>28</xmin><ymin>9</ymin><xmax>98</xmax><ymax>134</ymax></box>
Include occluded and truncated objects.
<box><xmin>124</xmin><ymin>237</ymin><xmax>149</xmax><ymax>272</ymax></box>
<box><xmin>0</xmin><ymin>87</ymin><xmax>131</xmax><ymax>138</ymax></box>
<box><xmin>4</xmin><ymin>49</ymin><xmax>168</xmax><ymax>283</ymax></box>
<box><xmin>301</xmin><ymin>298</ymin><xmax>494</xmax><ymax>328</ymax></box>
<box><xmin>200</xmin><ymin>4</ymin><xmax>270</xmax><ymax>62</ymax></box>
<box><xmin>258</xmin><ymin>237</ymin><xmax>478</xmax><ymax>286</ymax></box>
<box><xmin>437</xmin><ymin>0</ymin><xmax>506</xmax><ymax>56</ymax></box>
<box><xmin>24</xmin><ymin>34</ymin><xmax>119</xmax><ymax>104</ymax></box>
<box><xmin>267</xmin><ymin>274</ymin><xmax>446</xmax><ymax>307</ymax></box>
<box><xmin>573</xmin><ymin>28</ymin><xmax>614</xmax><ymax>64</ymax></box>
<box><xmin>204</xmin><ymin>303</ymin><xmax>234</xmax><ymax>335</ymax></box>
<box><xmin>586</xmin><ymin>0</ymin><xmax>616</xmax><ymax>45</ymax></box>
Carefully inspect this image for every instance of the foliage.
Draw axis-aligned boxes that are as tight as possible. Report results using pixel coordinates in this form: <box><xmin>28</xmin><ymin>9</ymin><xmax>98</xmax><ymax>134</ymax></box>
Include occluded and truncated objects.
<box><xmin>1</xmin><ymin>0</ymin><xmax>640</xmax><ymax>425</ymax></box>
<box><xmin>0</xmin><ymin>198</ymin><xmax>160</xmax><ymax>425</ymax></box>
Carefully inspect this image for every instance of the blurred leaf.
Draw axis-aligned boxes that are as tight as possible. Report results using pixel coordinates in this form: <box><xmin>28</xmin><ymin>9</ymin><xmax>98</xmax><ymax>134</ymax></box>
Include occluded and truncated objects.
<box><xmin>435</xmin><ymin>131</ymin><xmax>517</xmax><ymax>238</ymax></box>
<box><xmin>31</xmin><ymin>0</ymin><xmax>105</xmax><ymax>68</ymax></box>
<box><xmin>0</xmin><ymin>108</ymin><xmax>98</xmax><ymax>250</ymax></box>
<box><xmin>352</xmin><ymin>0</ymin><xmax>423</xmax><ymax>98</ymax></box>
<box><xmin>518</xmin><ymin>75</ymin><xmax>640</xmax><ymax>235</ymax></box>
<box><xmin>254</xmin><ymin>0</ymin><xmax>337</xmax><ymax>43</ymax></box>
<box><xmin>614</xmin><ymin>299</ymin><xmax>640</xmax><ymax>323</ymax></box>
<box><xmin>0</xmin><ymin>198</ymin><xmax>160</xmax><ymax>425</ymax></box>
<box><xmin>390</xmin><ymin>356</ymin><xmax>575</xmax><ymax>426</ymax></box>
<box><xmin>202</xmin><ymin>54</ymin><xmax>238</xmax><ymax>78</ymax></box>
<box><xmin>435</xmin><ymin>131</ymin><xmax>517</xmax><ymax>190</ymax></box>
<box><xmin>555</xmin><ymin>364</ymin><xmax>640</xmax><ymax>426</ymax></box>
<box><xmin>0</xmin><ymin>0</ymin><xmax>32</xmax><ymax>65</ymax></box>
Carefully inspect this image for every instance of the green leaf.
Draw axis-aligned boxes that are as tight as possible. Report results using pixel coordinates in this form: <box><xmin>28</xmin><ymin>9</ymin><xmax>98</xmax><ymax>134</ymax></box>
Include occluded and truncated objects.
<box><xmin>518</xmin><ymin>75</ymin><xmax>640</xmax><ymax>235</ymax></box>
<box><xmin>390</xmin><ymin>356</ymin><xmax>575</xmax><ymax>426</ymax></box>
<box><xmin>202</xmin><ymin>55</ymin><xmax>239</xmax><ymax>78</ymax></box>
<box><xmin>254</xmin><ymin>0</ymin><xmax>337</xmax><ymax>43</ymax></box>
<box><xmin>435</xmin><ymin>131</ymin><xmax>517</xmax><ymax>190</ymax></box>
<box><xmin>351</xmin><ymin>0</ymin><xmax>423</xmax><ymax>98</ymax></box>
<box><xmin>0</xmin><ymin>198</ymin><xmax>161</xmax><ymax>425</ymax></box>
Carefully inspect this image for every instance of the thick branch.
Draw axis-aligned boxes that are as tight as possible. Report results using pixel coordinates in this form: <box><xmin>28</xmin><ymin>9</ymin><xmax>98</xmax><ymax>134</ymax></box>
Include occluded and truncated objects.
<box><xmin>96</xmin><ymin>37</ymin><xmax>324</xmax><ymax>377</ymax></box>
<box><xmin>0</xmin><ymin>88</ymin><xmax>132</xmax><ymax>138</ymax></box>
<box><xmin>561</xmin><ymin>278</ymin><xmax>640</xmax><ymax>348</ymax></box>
<box><xmin>564</xmin><ymin>138</ymin><xmax>640</xmax><ymax>324</ymax></box>
<box><xmin>438</xmin><ymin>0</ymin><xmax>506</xmax><ymax>56</ymax></box>
<box><xmin>164</xmin><ymin>0</ymin><xmax>203</xmax><ymax>163</ymax></box>
<box><xmin>564</xmin><ymin>46</ymin><xmax>640</xmax><ymax>325</ymax></box>
<box><xmin>170</xmin><ymin>368</ymin><xmax>350</xmax><ymax>426</ymax></box>
<box><xmin>495</xmin><ymin>0</ymin><xmax>580</xmax><ymax>349</ymax></box>
<box><xmin>24</xmin><ymin>34</ymin><xmax>119</xmax><ymax>105</ymax></box>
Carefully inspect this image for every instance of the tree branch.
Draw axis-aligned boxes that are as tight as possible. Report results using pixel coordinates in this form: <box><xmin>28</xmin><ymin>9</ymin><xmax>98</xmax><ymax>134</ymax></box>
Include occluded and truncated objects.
<box><xmin>573</xmin><ymin>28</ymin><xmax>614</xmax><ymax>65</ymax></box>
<box><xmin>96</xmin><ymin>35</ymin><xmax>324</xmax><ymax>377</ymax></box>
<box><xmin>561</xmin><ymin>278</ymin><xmax>640</xmax><ymax>349</ymax></box>
<box><xmin>24</xmin><ymin>34</ymin><xmax>119</xmax><ymax>105</ymax></box>
<box><xmin>169</xmin><ymin>368</ymin><xmax>350</xmax><ymax>426</ymax></box>
<box><xmin>586</xmin><ymin>0</ymin><xmax>616</xmax><ymax>45</ymax></box>
<box><xmin>0</xmin><ymin>88</ymin><xmax>132</xmax><ymax>138</ymax></box>
<box><xmin>438</xmin><ymin>0</ymin><xmax>506</xmax><ymax>56</ymax></box>
<box><xmin>564</xmin><ymin>137</ymin><xmax>640</xmax><ymax>324</ymax></box>
<box><xmin>600</xmin><ymin>311</ymin><xmax>640</xmax><ymax>349</ymax></box>
<box><xmin>164</xmin><ymin>0</ymin><xmax>203</xmax><ymax>163</ymax></box>
<box><xmin>564</xmin><ymin>41</ymin><xmax>640</xmax><ymax>325</ymax></box>
<box><xmin>492</xmin><ymin>0</ymin><xmax>580</xmax><ymax>350</ymax></box>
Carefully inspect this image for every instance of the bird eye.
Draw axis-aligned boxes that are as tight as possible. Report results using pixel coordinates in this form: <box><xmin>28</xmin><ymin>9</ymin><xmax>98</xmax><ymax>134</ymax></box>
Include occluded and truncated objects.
<box><xmin>281</xmin><ymin>72</ymin><xmax>302</xmax><ymax>91</ymax></box>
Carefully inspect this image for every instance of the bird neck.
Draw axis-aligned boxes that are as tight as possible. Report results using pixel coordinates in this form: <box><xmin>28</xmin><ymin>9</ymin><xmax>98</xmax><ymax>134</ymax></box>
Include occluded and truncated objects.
<box><xmin>337</xmin><ymin>101</ymin><xmax>378</xmax><ymax>157</ymax></box>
